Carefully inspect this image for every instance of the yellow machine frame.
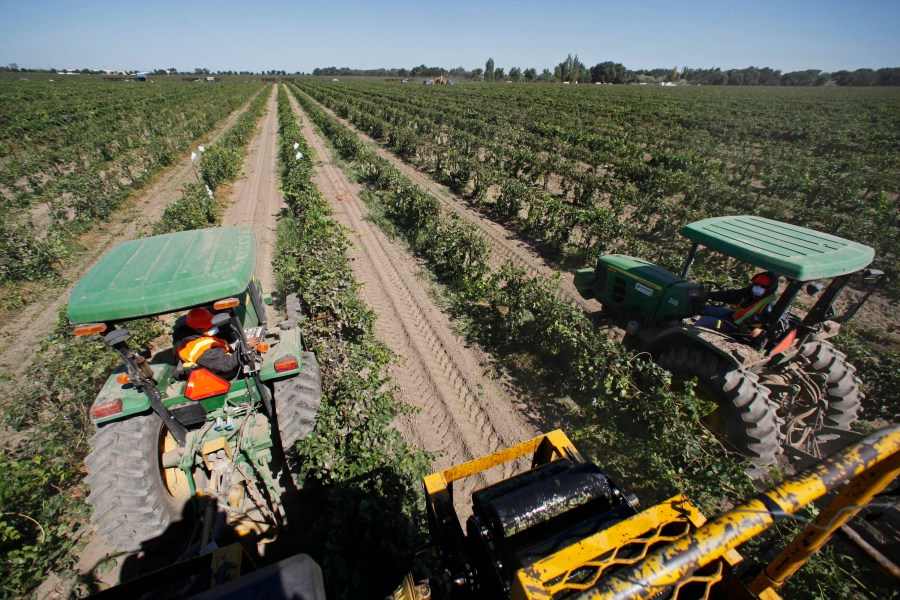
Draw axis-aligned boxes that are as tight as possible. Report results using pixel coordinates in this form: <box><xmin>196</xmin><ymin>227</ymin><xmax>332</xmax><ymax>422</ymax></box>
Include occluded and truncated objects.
<box><xmin>423</xmin><ymin>426</ymin><xmax>900</xmax><ymax>599</ymax></box>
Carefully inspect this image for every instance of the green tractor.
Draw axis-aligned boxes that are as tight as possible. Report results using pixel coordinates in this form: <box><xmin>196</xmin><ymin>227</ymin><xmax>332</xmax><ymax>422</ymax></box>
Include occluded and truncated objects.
<box><xmin>575</xmin><ymin>216</ymin><xmax>882</xmax><ymax>466</ymax></box>
<box><xmin>67</xmin><ymin>226</ymin><xmax>322</xmax><ymax>552</ymax></box>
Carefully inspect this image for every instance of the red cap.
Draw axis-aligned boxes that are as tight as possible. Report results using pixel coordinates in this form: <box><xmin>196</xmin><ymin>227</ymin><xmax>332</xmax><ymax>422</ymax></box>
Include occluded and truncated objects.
<box><xmin>186</xmin><ymin>308</ymin><xmax>214</xmax><ymax>330</ymax></box>
<box><xmin>751</xmin><ymin>272</ymin><xmax>774</xmax><ymax>287</ymax></box>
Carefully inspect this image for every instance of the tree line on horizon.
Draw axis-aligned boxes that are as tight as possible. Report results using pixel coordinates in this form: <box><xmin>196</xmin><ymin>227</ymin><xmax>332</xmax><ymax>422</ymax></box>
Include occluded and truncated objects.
<box><xmin>4</xmin><ymin>58</ymin><xmax>898</xmax><ymax>86</ymax></box>
<box><xmin>312</xmin><ymin>55</ymin><xmax>900</xmax><ymax>86</ymax></box>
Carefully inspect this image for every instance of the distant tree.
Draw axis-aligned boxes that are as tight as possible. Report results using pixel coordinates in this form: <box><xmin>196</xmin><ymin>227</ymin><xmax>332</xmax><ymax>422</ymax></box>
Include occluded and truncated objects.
<box><xmin>509</xmin><ymin>67</ymin><xmax>522</xmax><ymax>82</ymax></box>
<box><xmin>782</xmin><ymin>69</ymin><xmax>825</xmax><ymax>86</ymax></box>
<box><xmin>834</xmin><ymin>68</ymin><xmax>877</xmax><ymax>86</ymax></box>
<box><xmin>758</xmin><ymin>67</ymin><xmax>782</xmax><ymax>85</ymax></box>
<box><xmin>556</xmin><ymin>54</ymin><xmax>587</xmax><ymax>82</ymax></box>
<box><xmin>494</xmin><ymin>67</ymin><xmax>505</xmax><ymax>80</ymax></box>
<box><xmin>7</xmin><ymin>63</ymin><xmax>18</xmax><ymax>71</ymax></box>
<box><xmin>876</xmin><ymin>67</ymin><xmax>900</xmax><ymax>85</ymax></box>
<box><xmin>409</xmin><ymin>64</ymin><xmax>446</xmax><ymax>77</ymax></box>
<box><xmin>685</xmin><ymin>67</ymin><xmax>726</xmax><ymax>85</ymax></box>
<box><xmin>539</xmin><ymin>68</ymin><xmax>553</xmax><ymax>82</ymax></box>
<box><xmin>553</xmin><ymin>65</ymin><xmax>561</xmax><ymax>81</ymax></box>
<box><xmin>523</xmin><ymin>67</ymin><xmax>537</xmax><ymax>81</ymax></box>
<box><xmin>470</xmin><ymin>67</ymin><xmax>483</xmax><ymax>80</ymax></box>
<box><xmin>485</xmin><ymin>57</ymin><xmax>495</xmax><ymax>82</ymax></box>
<box><xmin>194</xmin><ymin>67</ymin><xmax>211</xmax><ymax>75</ymax></box>
<box><xmin>726</xmin><ymin>70</ymin><xmax>744</xmax><ymax>85</ymax></box>
<box><xmin>742</xmin><ymin>66</ymin><xmax>760</xmax><ymax>85</ymax></box>
<box><xmin>830</xmin><ymin>70</ymin><xmax>850</xmax><ymax>86</ymax></box>
<box><xmin>590</xmin><ymin>61</ymin><xmax>627</xmax><ymax>83</ymax></box>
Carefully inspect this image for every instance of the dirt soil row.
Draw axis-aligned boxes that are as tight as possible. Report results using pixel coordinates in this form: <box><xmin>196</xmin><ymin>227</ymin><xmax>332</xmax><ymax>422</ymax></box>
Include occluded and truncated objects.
<box><xmin>296</xmin><ymin>90</ymin><xmax>600</xmax><ymax>314</ymax></box>
<box><xmin>286</xmin><ymin>90</ymin><xmax>541</xmax><ymax>515</ymax></box>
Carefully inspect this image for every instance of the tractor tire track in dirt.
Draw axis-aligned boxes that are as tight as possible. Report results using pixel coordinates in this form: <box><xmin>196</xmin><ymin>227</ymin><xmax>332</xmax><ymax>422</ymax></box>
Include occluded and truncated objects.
<box><xmin>222</xmin><ymin>85</ymin><xmax>282</xmax><ymax>321</ymax></box>
<box><xmin>287</xmin><ymin>91</ymin><xmax>538</xmax><ymax>509</ymax></box>
<box><xmin>294</xmin><ymin>89</ymin><xmax>599</xmax><ymax>314</ymax></box>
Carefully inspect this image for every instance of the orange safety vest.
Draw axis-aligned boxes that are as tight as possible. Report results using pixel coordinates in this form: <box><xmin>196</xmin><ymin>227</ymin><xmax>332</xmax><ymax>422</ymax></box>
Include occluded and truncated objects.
<box><xmin>732</xmin><ymin>294</ymin><xmax>777</xmax><ymax>326</ymax></box>
<box><xmin>177</xmin><ymin>336</ymin><xmax>230</xmax><ymax>368</ymax></box>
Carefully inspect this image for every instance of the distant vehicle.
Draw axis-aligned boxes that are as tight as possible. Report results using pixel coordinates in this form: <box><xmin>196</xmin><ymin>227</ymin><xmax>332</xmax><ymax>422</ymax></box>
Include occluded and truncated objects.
<box><xmin>331</xmin><ymin>78</ymin><xmax>339</xmax><ymax>83</ymax></box>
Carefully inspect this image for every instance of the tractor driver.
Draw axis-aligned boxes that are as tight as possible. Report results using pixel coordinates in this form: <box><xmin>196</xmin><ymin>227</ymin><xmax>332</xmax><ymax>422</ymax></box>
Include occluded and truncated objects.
<box><xmin>174</xmin><ymin>308</ymin><xmax>258</xmax><ymax>379</ymax></box>
<box><xmin>696</xmin><ymin>271</ymin><xmax>780</xmax><ymax>334</ymax></box>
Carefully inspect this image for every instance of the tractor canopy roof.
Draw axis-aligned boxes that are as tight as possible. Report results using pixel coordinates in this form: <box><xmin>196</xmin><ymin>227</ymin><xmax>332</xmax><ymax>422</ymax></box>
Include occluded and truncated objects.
<box><xmin>68</xmin><ymin>227</ymin><xmax>257</xmax><ymax>324</ymax></box>
<box><xmin>681</xmin><ymin>216</ymin><xmax>874</xmax><ymax>281</ymax></box>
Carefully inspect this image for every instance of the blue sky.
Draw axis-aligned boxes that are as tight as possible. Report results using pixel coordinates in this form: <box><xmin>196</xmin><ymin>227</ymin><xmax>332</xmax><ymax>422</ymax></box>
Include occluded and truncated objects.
<box><xmin>1</xmin><ymin>0</ymin><xmax>897</xmax><ymax>73</ymax></box>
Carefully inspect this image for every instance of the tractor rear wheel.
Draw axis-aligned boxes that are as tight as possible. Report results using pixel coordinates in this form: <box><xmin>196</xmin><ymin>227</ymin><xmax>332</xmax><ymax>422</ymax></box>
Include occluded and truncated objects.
<box><xmin>658</xmin><ymin>348</ymin><xmax>780</xmax><ymax>465</ymax></box>
<box><xmin>85</xmin><ymin>413</ymin><xmax>192</xmax><ymax>552</ymax></box>
<box><xmin>799</xmin><ymin>340</ymin><xmax>863</xmax><ymax>429</ymax></box>
<box><xmin>273</xmin><ymin>351</ymin><xmax>322</xmax><ymax>455</ymax></box>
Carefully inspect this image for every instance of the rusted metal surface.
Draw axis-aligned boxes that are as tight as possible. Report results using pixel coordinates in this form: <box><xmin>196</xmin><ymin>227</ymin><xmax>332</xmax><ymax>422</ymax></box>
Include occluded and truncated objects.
<box><xmin>748</xmin><ymin>442</ymin><xmax>900</xmax><ymax>593</ymax></box>
<box><xmin>511</xmin><ymin>495</ymin><xmax>744</xmax><ymax>599</ymax></box>
<box><xmin>578</xmin><ymin>425</ymin><xmax>899</xmax><ymax>600</ymax></box>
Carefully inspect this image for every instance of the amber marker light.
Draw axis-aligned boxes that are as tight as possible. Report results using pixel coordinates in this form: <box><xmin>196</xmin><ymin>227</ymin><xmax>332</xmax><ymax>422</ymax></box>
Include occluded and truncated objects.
<box><xmin>115</xmin><ymin>373</ymin><xmax>131</xmax><ymax>385</ymax></box>
<box><xmin>256</xmin><ymin>342</ymin><xmax>270</xmax><ymax>353</ymax></box>
<box><xmin>274</xmin><ymin>355</ymin><xmax>299</xmax><ymax>373</ymax></box>
<box><xmin>90</xmin><ymin>398</ymin><xmax>123</xmax><ymax>420</ymax></box>
<box><xmin>73</xmin><ymin>323</ymin><xmax>107</xmax><ymax>336</ymax></box>
<box><xmin>213</xmin><ymin>298</ymin><xmax>240</xmax><ymax>310</ymax></box>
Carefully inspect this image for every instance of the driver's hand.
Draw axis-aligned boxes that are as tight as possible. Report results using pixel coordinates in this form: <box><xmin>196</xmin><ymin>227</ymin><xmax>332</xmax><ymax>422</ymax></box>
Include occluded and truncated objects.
<box><xmin>247</xmin><ymin>336</ymin><xmax>261</xmax><ymax>348</ymax></box>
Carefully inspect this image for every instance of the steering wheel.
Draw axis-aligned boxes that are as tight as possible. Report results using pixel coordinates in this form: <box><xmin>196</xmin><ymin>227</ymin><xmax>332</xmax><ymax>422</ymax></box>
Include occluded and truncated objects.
<box><xmin>700</xmin><ymin>280</ymin><xmax>725</xmax><ymax>305</ymax></box>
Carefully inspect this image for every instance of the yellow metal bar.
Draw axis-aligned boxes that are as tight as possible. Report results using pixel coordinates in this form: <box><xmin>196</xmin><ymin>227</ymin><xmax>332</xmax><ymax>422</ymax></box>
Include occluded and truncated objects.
<box><xmin>748</xmin><ymin>445</ymin><xmax>900</xmax><ymax>594</ymax></box>
<box><xmin>423</xmin><ymin>429</ymin><xmax>579</xmax><ymax>496</ymax></box>
<box><xmin>579</xmin><ymin>425</ymin><xmax>900</xmax><ymax>600</ymax></box>
<box><xmin>512</xmin><ymin>495</ymin><xmax>744</xmax><ymax>600</ymax></box>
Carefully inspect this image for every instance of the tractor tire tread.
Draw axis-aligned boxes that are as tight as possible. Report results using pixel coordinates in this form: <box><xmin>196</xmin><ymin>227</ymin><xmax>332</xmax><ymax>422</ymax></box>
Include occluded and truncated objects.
<box><xmin>799</xmin><ymin>341</ymin><xmax>863</xmax><ymax>429</ymax></box>
<box><xmin>273</xmin><ymin>351</ymin><xmax>323</xmax><ymax>454</ymax></box>
<box><xmin>659</xmin><ymin>348</ymin><xmax>779</xmax><ymax>465</ymax></box>
<box><xmin>84</xmin><ymin>414</ymin><xmax>187</xmax><ymax>552</ymax></box>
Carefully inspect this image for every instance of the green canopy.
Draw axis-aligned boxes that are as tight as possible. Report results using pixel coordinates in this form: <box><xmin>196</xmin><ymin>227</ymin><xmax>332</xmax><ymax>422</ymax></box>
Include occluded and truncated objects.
<box><xmin>681</xmin><ymin>216</ymin><xmax>874</xmax><ymax>281</ymax></box>
<box><xmin>68</xmin><ymin>227</ymin><xmax>257</xmax><ymax>324</ymax></box>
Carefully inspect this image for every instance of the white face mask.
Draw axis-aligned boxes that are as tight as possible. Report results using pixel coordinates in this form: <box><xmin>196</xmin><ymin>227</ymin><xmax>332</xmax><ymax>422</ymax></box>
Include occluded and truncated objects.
<box><xmin>751</xmin><ymin>285</ymin><xmax>766</xmax><ymax>297</ymax></box>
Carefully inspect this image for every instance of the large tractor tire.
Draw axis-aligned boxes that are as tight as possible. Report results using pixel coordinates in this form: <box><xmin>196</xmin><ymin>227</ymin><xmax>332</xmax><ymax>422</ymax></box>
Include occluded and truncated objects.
<box><xmin>799</xmin><ymin>340</ymin><xmax>863</xmax><ymax>429</ymax></box>
<box><xmin>658</xmin><ymin>348</ymin><xmax>780</xmax><ymax>465</ymax></box>
<box><xmin>85</xmin><ymin>413</ymin><xmax>192</xmax><ymax>553</ymax></box>
<box><xmin>273</xmin><ymin>351</ymin><xmax>322</xmax><ymax>454</ymax></box>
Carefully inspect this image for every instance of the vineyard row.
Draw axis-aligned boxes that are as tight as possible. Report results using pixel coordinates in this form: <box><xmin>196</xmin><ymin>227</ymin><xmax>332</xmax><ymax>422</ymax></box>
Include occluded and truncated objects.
<box><xmin>294</xmin><ymin>79</ymin><xmax>898</xmax><ymax>285</ymax></box>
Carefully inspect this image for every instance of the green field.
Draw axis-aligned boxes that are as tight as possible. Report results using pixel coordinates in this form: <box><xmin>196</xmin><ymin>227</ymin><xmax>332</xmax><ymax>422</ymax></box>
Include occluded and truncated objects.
<box><xmin>1</xmin><ymin>76</ymin><xmax>897</xmax><ymax>598</ymax></box>
<box><xmin>296</xmin><ymin>80</ymin><xmax>898</xmax><ymax>279</ymax></box>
